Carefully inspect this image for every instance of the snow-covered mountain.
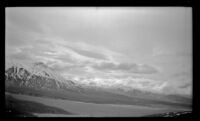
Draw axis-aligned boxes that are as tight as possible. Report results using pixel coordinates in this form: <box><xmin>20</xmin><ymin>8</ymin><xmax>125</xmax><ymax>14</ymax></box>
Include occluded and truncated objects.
<box><xmin>5</xmin><ymin>60</ymin><xmax>78</xmax><ymax>91</ymax></box>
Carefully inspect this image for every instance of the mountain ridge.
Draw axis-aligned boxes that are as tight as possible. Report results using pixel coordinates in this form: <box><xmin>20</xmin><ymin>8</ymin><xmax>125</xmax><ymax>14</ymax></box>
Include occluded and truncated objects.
<box><xmin>5</xmin><ymin>60</ymin><xmax>192</xmax><ymax>107</ymax></box>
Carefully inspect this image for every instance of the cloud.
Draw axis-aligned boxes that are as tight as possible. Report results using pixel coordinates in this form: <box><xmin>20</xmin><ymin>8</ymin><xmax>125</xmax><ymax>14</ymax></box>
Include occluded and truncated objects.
<box><xmin>179</xmin><ymin>83</ymin><xmax>191</xmax><ymax>89</ymax></box>
<box><xmin>162</xmin><ymin>72</ymin><xmax>192</xmax><ymax>95</ymax></box>
<box><xmin>133</xmin><ymin>64</ymin><xmax>159</xmax><ymax>74</ymax></box>
<box><xmin>162</xmin><ymin>83</ymin><xmax>192</xmax><ymax>95</ymax></box>
<box><xmin>73</xmin><ymin>76</ymin><xmax>167</xmax><ymax>93</ymax></box>
<box><xmin>66</xmin><ymin>46</ymin><xmax>108</xmax><ymax>60</ymax></box>
<box><xmin>92</xmin><ymin>62</ymin><xmax>158</xmax><ymax>74</ymax></box>
<box><xmin>33</xmin><ymin>37</ymin><xmax>125</xmax><ymax>67</ymax></box>
<box><xmin>57</xmin><ymin>40</ymin><xmax>123</xmax><ymax>64</ymax></box>
<box><xmin>9</xmin><ymin>37</ymin><xmax>158</xmax><ymax>76</ymax></box>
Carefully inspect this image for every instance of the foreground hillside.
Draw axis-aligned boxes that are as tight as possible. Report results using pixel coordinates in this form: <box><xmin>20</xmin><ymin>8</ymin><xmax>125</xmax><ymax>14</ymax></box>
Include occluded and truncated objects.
<box><xmin>5</xmin><ymin>94</ymin><xmax>73</xmax><ymax>117</ymax></box>
<box><xmin>5</xmin><ymin>93</ymin><xmax>191</xmax><ymax>117</ymax></box>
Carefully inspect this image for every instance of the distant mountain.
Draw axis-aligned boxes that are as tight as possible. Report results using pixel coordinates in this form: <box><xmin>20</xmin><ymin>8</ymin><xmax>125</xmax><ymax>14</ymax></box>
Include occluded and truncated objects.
<box><xmin>65</xmin><ymin>76</ymin><xmax>191</xmax><ymax>104</ymax></box>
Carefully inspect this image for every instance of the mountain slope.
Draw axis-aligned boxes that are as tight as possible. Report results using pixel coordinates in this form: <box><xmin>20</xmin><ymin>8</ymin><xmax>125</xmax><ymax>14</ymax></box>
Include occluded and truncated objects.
<box><xmin>5</xmin><ymin>61</ymin><xmax>79</xmax><ymax>91</ymax></box>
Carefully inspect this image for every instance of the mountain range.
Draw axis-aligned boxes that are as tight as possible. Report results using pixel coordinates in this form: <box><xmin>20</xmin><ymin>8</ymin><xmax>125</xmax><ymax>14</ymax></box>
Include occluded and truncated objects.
<box><xmin>5</xmin><ymin>60</ymin><xmax>192</xmax><ymax>109</ymax></box>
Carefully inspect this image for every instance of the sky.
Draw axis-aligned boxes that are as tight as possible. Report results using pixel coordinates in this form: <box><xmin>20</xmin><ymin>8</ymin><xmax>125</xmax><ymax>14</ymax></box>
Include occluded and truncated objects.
<box><xmin>5</xmin><ymin>7</ymin><xmax>192</xmax><ymax>95</ymax></box>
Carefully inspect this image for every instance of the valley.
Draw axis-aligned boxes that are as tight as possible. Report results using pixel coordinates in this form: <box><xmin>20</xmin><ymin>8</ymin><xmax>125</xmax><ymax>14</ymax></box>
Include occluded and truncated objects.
<box><xmin>6</xmin><ymin>92</ymin><xmax>191</xmax><ymax>117</ymax></box>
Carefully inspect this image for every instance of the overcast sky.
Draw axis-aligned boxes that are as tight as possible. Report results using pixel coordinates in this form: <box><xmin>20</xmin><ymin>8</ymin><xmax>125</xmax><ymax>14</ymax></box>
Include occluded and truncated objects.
<box><xmin>6</xmin><ymin>7</ymin><xmax>192</xmax><ymax>95</ymax></box>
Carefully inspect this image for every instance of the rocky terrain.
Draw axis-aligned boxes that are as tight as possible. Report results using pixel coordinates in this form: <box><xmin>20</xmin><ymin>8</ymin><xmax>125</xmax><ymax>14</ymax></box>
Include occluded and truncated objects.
<box><xmin>145</xmin><ymin>111</ymin><xmax>192</xmax><ymax>117</ymax></box>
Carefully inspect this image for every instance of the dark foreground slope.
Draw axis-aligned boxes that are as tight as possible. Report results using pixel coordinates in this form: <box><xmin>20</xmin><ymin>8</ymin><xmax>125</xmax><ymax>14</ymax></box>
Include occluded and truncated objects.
<box><xmin>6</xmin><ymin>92</ymin><xmax>192</xmax><ymax>117</ymax></box>
<box><xmin>5</xmin><ymin>94</ymin><xmax>73</xmax><ymax>117</ymax></box>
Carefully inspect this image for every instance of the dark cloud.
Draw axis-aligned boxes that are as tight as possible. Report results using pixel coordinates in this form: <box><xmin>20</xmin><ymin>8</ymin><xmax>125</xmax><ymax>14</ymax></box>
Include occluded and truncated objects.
<box><xmin>50</xmin><ymin>63</ymin><xmax>88</xmax><ymax>74</ymax></box>
<box><xmin>66</xmin><ymin>46</ymin><xmax>108</xmax><ymax>60</ymax></box>
<box><xmin>54</xmin><ymin>56</ymin><xmax>76</xmax><ymax>64</ymax></box>
<box><xmin>92</xmin><ymin>62</ymin><xmax>158</xmax><ymax>74</ymax></box>
<box><xmin>171</xmin><ymin>71</ymin><xmax>191</xmax><ymax>78</ymax></box>
<box><xmin>179</xmin><ymin>83</ymin><xmax>191</xmax><ymax>89</ymax></box>
<box><xmin>135</xmin><ymin>64</ymin><xmax>158</xmax><ymax>74</ymax></box>
<box><xmin>92</xmin><ymin>62</ymin><xmax>117</xmax><ymax>70</ymax></box>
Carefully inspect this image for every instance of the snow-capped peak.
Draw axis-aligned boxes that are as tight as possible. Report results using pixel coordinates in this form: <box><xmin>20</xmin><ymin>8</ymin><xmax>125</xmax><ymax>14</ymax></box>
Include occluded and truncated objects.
<box><xmin>5</xmin><ymin>60</ymin><xmax>67</xmax><ymax>84</ymax></box>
